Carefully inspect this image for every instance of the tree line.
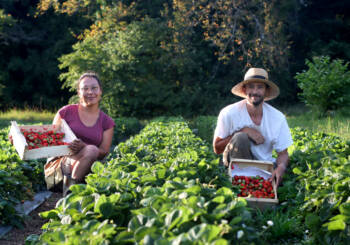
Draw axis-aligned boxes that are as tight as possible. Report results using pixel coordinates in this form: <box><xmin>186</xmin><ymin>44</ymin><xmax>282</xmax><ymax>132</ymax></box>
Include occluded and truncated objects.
<box><xmin>0</xmin><ymin>0</ymin><xmax>349</xmax><ymax>118</ymax></box>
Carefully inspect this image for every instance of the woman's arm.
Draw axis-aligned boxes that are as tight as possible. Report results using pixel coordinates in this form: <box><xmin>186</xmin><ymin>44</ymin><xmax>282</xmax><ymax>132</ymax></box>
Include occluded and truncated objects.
<box><xmin>97</xmin><ymin>127</ymin><xmax>114</xmax><ymax>160</ymax></box>
<box><xmin>52</xmin><ymin>112</ymin><xmax>62</xmax><ymax>127</ymax></box>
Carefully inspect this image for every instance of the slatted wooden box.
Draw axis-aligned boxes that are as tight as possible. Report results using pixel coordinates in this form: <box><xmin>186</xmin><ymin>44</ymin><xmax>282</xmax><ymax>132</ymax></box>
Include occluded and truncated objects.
<box><xmin>228</xmin><ymin>158</ymin><xmax>279</xmax><ymax>210</ymax></box>
<box><xmin>10</xmin><ymin>119</ymin><xmax>76</xmax><ymax>160</ymax></box>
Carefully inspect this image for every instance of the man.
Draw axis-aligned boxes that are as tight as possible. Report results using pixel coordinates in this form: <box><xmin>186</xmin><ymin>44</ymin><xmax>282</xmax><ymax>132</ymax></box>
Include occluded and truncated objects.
<box><xmin>213</xmin><ymin>68</ymin><xmax>293</xmax><ymax>186</ymax></box>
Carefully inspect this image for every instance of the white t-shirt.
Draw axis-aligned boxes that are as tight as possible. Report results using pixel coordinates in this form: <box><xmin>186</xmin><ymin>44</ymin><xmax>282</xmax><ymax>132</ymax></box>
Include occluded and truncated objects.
<box><xmin>214</xmin><ymin>100</ymin><xmax>293</xmax><ymax>162</ymax></box>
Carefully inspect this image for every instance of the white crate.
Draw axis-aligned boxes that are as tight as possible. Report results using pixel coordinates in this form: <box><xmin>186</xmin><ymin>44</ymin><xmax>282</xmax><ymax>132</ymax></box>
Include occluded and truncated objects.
<box><xmin>10</xmin><ymin>119</ymin><xmax>76</xmax><ymax>160</ymax></box>
<box><xmin>228</xmin><ymin>158</ymin><xmax>278</xmax><ymax>210</ymax></box>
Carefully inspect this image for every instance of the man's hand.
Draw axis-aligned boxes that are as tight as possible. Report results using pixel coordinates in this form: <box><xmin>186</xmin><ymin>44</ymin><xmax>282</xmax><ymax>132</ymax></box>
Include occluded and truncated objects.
<box><xmin>241</xmin><ymin>127</ymin><xmax>264</xmax><ymax>145</ymax></box>
<box><xmin>68</xmin><ymin>139</ymin><xmax>86</xmax><ymax>155</ymax></box>
<box><xmin>269</xmin><ymin>164</ymin><xmax>286</xmax><ymax>187</ymax></box>
<box><xmin>268</xmin><ymin>149</ymin><xmax>289</xmax><ymax>186</ymax></box>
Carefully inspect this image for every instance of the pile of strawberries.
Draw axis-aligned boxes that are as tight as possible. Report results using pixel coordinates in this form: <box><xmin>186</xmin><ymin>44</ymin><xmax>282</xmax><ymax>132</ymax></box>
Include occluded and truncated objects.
<box><xmin>232</xmin><ymin>175</ymin><xmax>275</xmax><ymax>199</ymax></box>
<box><xmin>21</xmin><ymin>129</ymin><xmax>69</xmax><ymax>150</ymax></box>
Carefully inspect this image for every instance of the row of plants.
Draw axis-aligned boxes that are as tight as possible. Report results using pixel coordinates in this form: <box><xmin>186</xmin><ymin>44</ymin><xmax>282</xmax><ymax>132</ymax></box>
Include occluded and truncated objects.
<box><xmin>0</xmin><ymin>127</ymin><xmax>46</xmax><ymax>227</ymax></box>
<box><xmin>0</xmin><ymin>116</ymin><xmax>143</xmax><ymax>229</ymax></box>
<box><xmin>285</xmin><ymin>128</ymin><xmax>350</xmax><ymax>244</ymax></box>
<box><xmin>31</xmin><ymin>121</ymin><xmax>350</xmax><ymax>244</ymax></box>
<box><xmin>29</xmin><ymin>118</ymin><xmax>268</xmax><ymax>244</ymax></box>
<box><xmin>2</xmin><ymin>116</ymin><xmax>350</xmax><ymax>243</ymax></box>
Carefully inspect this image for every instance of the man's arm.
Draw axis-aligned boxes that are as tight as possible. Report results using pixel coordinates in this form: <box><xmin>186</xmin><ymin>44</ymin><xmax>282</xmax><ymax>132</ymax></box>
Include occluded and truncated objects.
<box><xmin>269</xmin><ymin>149</ymin><xmax>289</xmax><ymax>186</ymax></box>
<box><xmin>213</xmin><ymin>135</ymin><xmax>233</xmax><ymax>155</ymax></box>
<box><xmin>213</xmin><ymin>127</ymin><xmax>265</xmax><ymax>155</ymax></box>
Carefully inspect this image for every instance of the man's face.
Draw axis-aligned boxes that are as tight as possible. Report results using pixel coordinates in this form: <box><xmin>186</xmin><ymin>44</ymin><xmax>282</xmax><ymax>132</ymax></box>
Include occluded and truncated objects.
<box><xmin>243</xmin><ymin>82</ymin><xmax>267</xmax><ymax>107</ymax></box>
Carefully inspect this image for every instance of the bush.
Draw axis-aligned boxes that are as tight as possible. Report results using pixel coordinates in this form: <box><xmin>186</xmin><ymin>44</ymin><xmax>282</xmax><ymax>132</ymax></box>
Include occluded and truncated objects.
<box><xmin>295</xmin><ymin>56</ymin><xmax>350</xmax><ymax>115</ymax></box>
<box><xmin>189</xmin><ymin>116</ymin><xmax>217</xmax><ymax>144</ymax></box>
<box><xmin>113</xmin><ymin>117</ymin><xmax>142</xmax><ymax>145</ymax></box>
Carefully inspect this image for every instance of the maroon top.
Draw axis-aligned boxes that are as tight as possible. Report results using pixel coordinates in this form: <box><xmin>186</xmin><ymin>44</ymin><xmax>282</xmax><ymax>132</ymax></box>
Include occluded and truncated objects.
<box><xmin>59</xmin><ymin>104</ymin><xmax>115</xmax><ymax>146</ymax></box>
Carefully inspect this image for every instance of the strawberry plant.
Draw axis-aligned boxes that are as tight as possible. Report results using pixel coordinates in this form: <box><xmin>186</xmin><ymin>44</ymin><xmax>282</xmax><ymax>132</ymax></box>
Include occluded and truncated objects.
<box><xmin>35</xmin><ymin>120</ymin><xmax>263</xmax><ymax>244</ymax></box>
<box><xmin>287</xmin><ymin>127</ymin><xmax>350</xmax><ymax>244</ymax></box>
<box><xmin>0</xmin><ymin>126</ymin><xmax>45</xmax><ymax>227</ymax></box>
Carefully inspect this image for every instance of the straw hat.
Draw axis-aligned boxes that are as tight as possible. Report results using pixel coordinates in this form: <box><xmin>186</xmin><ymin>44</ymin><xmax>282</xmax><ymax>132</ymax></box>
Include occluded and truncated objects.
<box><xmin>231</xmin><ymin>68</ymin><xmax>280</xmax><ymax>101</ymax></box>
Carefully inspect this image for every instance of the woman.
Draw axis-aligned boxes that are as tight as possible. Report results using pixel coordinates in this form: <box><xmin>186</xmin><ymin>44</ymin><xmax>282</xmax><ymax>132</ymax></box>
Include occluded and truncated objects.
<box><xmin>51</xmin><ymin>71</ymin><xmax>115</xmax><ymax>196</ymax></box>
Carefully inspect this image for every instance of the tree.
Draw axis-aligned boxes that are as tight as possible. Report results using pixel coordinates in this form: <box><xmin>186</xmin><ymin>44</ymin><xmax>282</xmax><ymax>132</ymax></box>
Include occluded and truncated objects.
<box><xmin>0</xmin><ymin>0</ymin><xmax>90</xmax><ymax>111</ymax></box>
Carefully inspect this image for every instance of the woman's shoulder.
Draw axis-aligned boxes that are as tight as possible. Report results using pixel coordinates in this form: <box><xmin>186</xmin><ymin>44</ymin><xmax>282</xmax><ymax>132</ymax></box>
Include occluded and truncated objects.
<box><xmin>99</xmin><ymin>110</ymin><xmax>115</xmax><ymax>128</ymax></box>
<box><xmin>58</xmin><ymin>104</ymin><xmax>78</xmax><ymax>118</ymax></box>
<box><xmin>59</xmin><ymin>104</ymin><xmax>78</xmax><ymax>112</ymax></box>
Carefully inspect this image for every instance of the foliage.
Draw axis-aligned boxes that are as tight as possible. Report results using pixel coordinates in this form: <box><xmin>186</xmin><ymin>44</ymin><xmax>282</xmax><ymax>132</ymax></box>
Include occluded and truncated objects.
<box><xmin>1</xmin><ymin>0</ymin><xmax>350</xmax><ymax>114</ymax></box>
<box><xmin>0</xmin><ymin>114</ymin><xmax>349</xmax><ymax>243</ymax></box>
<box><xmin>42</xmin><ymin>0</ymin><xmax>301</xmax><ymax>118</ymax></box>
<box><xmin>23</xmin><ymin>120</ymin><xmax>350</xmax><ymax>244</ymax></box>
<box><xmin>189</xmin><ymin>116</ymin><xmax>217</xmax><ymax>144</ymax></box>
<box><xmin>289</xmin><ymin>127</ymin><xmax>350</xmax><ymax>244</ymax></box>
<box><xmin>113</xmin><ymin>116</ymin><xmax>142</xmax><ymax>145</ymax></box>
<box><xmin>0</xmin><ymin>126</ymin><xmax>46</xmax><ymax>228</ymax></box>
<box><xmin>33</xmin><ymin>120</ymin><xmax>268</xmax><ymax>244</ymax></box>
<box><xmin>295</xmin><ymin>56</ymin><xmax>350</xmax><ymax>115</ymax></box>
<box><xmin>0</xmin><ymin>1</ymin><xmax>90</xmax><ymax>111</ymax></box>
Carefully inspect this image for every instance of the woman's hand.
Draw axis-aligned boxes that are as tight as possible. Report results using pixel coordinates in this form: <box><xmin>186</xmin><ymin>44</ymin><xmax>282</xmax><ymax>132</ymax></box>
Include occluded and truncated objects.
<box><xmin>68</xmin><ymin>139</ymin><xmax>86</xmax><ymax>154</ymax></box>
<box><xmin>8</xmin><ymin>133</ymin><xmax>13</xmax><ymax>145</ymax></box>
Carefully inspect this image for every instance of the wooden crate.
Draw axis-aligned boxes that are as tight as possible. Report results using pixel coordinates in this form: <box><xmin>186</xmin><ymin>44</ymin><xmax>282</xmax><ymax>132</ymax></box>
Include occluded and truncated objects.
<box><xmin>228</xmin><ymin>158</ymin><xmax>278</xmax><ymax>210</ymax></box>
<box><xmin>10</xmin><ymin>119</ymin><xmax>77</xmax><ymax>160</ymax></box>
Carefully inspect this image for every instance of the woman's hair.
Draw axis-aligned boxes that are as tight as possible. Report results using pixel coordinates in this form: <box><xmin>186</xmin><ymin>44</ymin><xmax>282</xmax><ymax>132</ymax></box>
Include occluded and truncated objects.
<box><xmin>76</xmin><ymin>71</ymin><xmax>102</xmax><ymax>91</ymax></box>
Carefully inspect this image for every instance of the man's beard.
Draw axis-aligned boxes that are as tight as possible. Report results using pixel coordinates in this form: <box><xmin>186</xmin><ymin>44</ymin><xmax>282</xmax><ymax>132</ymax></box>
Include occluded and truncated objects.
<box><xmin>249</xmin><ymin>94</ymin><xmax>264</xmax><ymax>107</ymax></box>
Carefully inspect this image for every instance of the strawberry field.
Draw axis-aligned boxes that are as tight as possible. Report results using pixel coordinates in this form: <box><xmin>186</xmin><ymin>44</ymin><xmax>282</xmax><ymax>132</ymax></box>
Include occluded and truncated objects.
<box><xmin>1</xmin><ymin>118</ymin><xmax>350</xmax><ymax>244</ymax></box>
<box><xmin>0</xmin><ymin>127</ymin><xmax>46</xmax><ymax>227</ymax></box>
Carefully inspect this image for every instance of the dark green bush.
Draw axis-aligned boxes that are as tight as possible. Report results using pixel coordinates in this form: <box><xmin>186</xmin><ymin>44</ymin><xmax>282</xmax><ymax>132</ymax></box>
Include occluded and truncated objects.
<box><xmin>295</xmin><ymin>56</ymin><xmax>350</xmax><ymax>116</ymax></box>
<box><xmin>113</xmin><ymin>117</ymin><xmax>142</xmax><ymax>145</ymax></box>
<box><xmin>189</xmin><ymin>116</ymin><xmax>217</xmax><ymax>144</ymax></box>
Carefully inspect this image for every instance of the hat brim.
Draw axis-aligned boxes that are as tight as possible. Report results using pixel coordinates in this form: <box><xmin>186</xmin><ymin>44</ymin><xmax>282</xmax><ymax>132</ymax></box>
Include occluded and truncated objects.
<box><xmin>231</xmin><ymin>78</ymin><xmax>280</xmax><ymax>101</ymax></box>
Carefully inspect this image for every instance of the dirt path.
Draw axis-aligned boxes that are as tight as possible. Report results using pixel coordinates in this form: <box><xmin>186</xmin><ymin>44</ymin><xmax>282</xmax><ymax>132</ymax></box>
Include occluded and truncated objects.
<box><xmin>0</xmin><ymin>192</ymin><xmax>62</xmax><ymax>245</ymax></box>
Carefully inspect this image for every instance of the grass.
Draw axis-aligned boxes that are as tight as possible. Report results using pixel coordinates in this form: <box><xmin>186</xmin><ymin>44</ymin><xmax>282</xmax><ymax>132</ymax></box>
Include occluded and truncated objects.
<box><xmin>280</xmin><ymin>104</ymin><xmax>350</xmax><ymax>141</ymax></box>
<box><xmin>0</xmin><ymin>109</ymin><xmax>55</xmax><ymax>128</ymax></box>
<box><xmin>1</xmin><ymin>105</ymin><xmax>349</xmax><ymax>141</ymax></box>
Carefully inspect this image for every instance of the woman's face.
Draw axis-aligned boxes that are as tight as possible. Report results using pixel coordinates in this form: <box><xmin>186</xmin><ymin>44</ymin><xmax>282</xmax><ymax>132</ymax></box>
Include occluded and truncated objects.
<box><xmin>78</xmin><ymin>77</ymin><xmax>102</xmax><ymax>107</ymax></box>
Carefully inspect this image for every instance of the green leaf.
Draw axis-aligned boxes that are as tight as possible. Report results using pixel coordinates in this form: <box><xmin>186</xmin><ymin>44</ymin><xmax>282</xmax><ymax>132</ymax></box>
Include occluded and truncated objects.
<box><xmin>339</xmin><ymin>202</ymin><xmax>350</xmax><ymax>216</ymax></box>
<box><xmin>25</xmin><ymin>234</ymin><xmax>40</xmax><ymax>245</ymax></box>
<box><xmin>216</xmin><ymin>187</ymin><xmax>233</xmax><ymax>196</ymax></box>
<box><xmin>292</xmin><ymin>167</ymin><xmax>302</xmax><ymax>175</ymax></box>
<box><xmin>305</xmin><ymin>213</ymin><xmax>320</xmax><ymax>230</ymax></box>
<box><xmin>323</xmin><ymin>219</ymin><xmax>346</xmax><ymax>231</ymax></box>
<box><xmin>229</xmin><ymin>216</ymin><xmax>242</xmax><ymax>226</ymax></box>
<box><xmin>91</xmin><ymin>161</ymin><xmax>105</xmax><ymax>175</ymax></box>
<box><xmin>115</xmin><ymin>230</ymin><xmax>134</xmax><ymax>243</ymax></box>
<box><xmin>187</xmin><ymin>224</ymin><xmax>221</xmax><ymax>242</ymax></box>
<box><xmin>70</xmin><ymin>184</ymin><xmax>86</xmax><ymax>194</ymax></box>
<box><xmin>212</xmin><ymin>196</ymin><xmax>225</xmax><ymax>204</ymax></box>
<box><xmin>134</xmin><ymin>226</ymin><xmax>158</xmax><ymax>242</ymax></box>
<box><xmin>156</xmin><ymin>168</ymin><xmax>166</xmax><ymax>179</ymax></box>
<box><xmin>165</xmin><ymin>209</ymin><xmax>182</xmax><ymax>230</ymax></box>
<box><xmin>39</xmin><ymin>210</ymin><xmax>59</xmax><ymax>219</ymax></box>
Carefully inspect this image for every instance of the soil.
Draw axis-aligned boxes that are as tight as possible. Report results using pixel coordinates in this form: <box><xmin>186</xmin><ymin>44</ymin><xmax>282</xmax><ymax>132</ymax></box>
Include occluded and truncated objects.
<box><xmin>0</xmin><ymin>192</ymin><xmax>63</xmax><ymax>245</ymax></box>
